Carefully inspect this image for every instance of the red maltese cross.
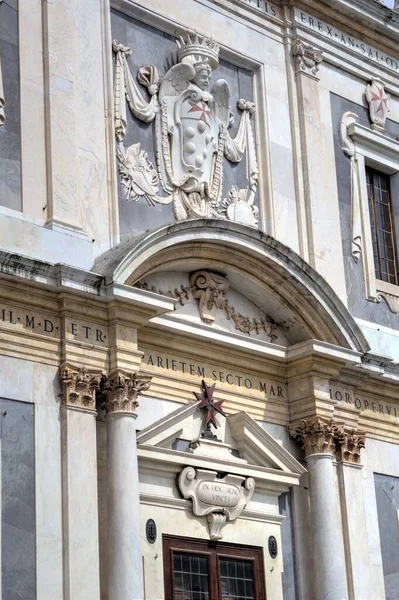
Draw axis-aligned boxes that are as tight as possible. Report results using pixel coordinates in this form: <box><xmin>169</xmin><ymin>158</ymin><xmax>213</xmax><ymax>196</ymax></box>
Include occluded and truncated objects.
<box><xmin>370</xmin><ymin>86</ymin><xmax>389</xmax><ymax>115</ymax></box>
<box><xmin>194</xmin><ymin>380</ymin><xmax>226</xmax><ymax>430</ymax></box>
<box><xmin>188</xmin><ymin>101</ymin><xmax>211</xmax><ymax>122</ymax></box>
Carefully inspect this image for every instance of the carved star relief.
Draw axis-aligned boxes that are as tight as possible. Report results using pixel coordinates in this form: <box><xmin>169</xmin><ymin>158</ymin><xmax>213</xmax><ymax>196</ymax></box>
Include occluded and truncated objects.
<box><xmin>188</xmin><ymin>101</ymin><xmax>211</xmax><ymax>122</ymax></box>
<box><xmin>369</xmin><ymin>85</ymin><xmax>389</xmax><ymax>115</ymax></box>
<box><xmin>194</xmin><ymin>380</ymin><xmax>226</xmax><ymax>430</ymax></box>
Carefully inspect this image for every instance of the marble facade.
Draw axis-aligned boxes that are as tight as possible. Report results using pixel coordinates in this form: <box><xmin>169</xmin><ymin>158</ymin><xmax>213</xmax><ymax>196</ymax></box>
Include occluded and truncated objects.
<box><xmin>0</xmin><ymin>1</ymin><xmax>399</xmax><ymax>599</ymax></box>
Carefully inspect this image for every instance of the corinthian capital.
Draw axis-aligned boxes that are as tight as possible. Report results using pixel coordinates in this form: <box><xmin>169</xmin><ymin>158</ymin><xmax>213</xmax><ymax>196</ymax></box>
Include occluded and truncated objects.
<box><xmin>103</xmin><ymin>370</ymin><xmax>151</xmax><ymax>415</ymax></box>
<box><xmin>288</xmin><ymin>418</ymin><xmax>336</xmax><ymax>456</ymax></box>
<box><xmin>59</xmin><ymin>363</ymin><xmax>103</xmax><ymax>411</ymax></box>
<box><xmin>334</xmin><ymin>427</ymin><xmax>366</xmax><ymax>464</ymax></box>
<box><xmin>292</xmin><ymin>38</ymin><xmax>323</xmax><ymax>80</ymax></box>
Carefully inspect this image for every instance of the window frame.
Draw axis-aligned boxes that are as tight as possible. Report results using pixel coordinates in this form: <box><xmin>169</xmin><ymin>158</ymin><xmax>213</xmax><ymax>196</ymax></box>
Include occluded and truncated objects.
<box><xmin>345</xmin><ymin>118</ymin><xmax>399</xmax><ymax>309</ymax></box>
<box><xmin>365</xmin><ymin>165</ymin><xmax>399</xmax><ymax>286</ymax></box>
<box><xmin>163</xmin><ymin>534</ymin><xmax>267</xmax><ymax>600</ymax></box>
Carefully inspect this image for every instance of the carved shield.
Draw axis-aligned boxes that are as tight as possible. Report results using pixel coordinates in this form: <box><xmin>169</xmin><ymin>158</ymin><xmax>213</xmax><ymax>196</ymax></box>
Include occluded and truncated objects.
<box><xmin>171</xmin><ymin>90</ymin><xmax>220</xmax><ymax>190</ymax></box>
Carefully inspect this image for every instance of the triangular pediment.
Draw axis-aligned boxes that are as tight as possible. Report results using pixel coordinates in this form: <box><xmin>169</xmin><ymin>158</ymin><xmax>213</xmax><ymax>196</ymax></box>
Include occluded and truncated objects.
<box><xmin>137</xmin><ymin>402</ymin><xmax>306</xmax><ymax>478</ymax></box>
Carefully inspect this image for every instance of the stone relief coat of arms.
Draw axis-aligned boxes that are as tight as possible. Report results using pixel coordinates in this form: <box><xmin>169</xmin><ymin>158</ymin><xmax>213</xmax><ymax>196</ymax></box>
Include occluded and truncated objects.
<box><xmin>113</xmin><ymin>33</ymin><xmax>259</xmax><ymax>226</ymax></box>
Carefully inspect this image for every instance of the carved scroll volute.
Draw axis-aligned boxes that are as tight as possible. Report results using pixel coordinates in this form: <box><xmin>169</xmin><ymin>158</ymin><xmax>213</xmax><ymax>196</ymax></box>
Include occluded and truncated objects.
<box><xmin>292</xmin><ymin>38</ymin><xmax>323</xmax><ymax>80</ymax></box>
<box><xmin>189</xmin><ymin>270</ymin><xmax>229</xmax><ymax>323</ymax></box>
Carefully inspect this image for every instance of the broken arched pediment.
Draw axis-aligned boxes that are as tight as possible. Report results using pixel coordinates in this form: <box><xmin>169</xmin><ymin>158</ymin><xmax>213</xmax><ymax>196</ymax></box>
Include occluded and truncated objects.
<box><xmin>93</xmin><ymin>220</ymin><xmax>370</xmax><ymax>353</ymax></box>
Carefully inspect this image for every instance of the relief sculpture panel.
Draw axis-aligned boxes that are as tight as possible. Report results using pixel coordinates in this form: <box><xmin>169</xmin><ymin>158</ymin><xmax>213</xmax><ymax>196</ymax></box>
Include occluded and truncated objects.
<box><xmin>111</xmin><ymin>10</ymin><xmax>259</xmax><ymax>236</ymax></box>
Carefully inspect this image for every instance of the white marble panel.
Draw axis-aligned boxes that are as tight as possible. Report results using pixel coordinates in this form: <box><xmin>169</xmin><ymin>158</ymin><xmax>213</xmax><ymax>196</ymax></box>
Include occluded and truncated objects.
<box><xmin>0</xmin><ymin>355</ymin><xmax>34</xmax><ymax>402</ymax></box>
<box><xmin>19</xmin><ymin>0</ymin><xmax>47</xmax><ymax>220</ymax></box>
<box><xmin>299</xmin><ymin>78</ymin><xmax>347</xmax><ymax>302</ymax></box>
<box><xmin>35</xmin><ymin>404</ymin><xmax>63</xmax><ymax>600</ymax></box>
<box><xmin>62</xmin><ymin>408</ymin><xmax>101</xmax><ymax>600</ymax></box>
<box><xmin>135</xmin><ymin>396</ymin><xmax>183</xmax><ymax>431</ymax></box>
<box><xmin>32</xmin><ymin>363</ymin><xmax>60</xmax><ymax>407</ymax></box>
<box><xmin>0</xmin><ymin>210</ymin><xmax>94</xmax><ymax>269</ymax></box>
<box><xmin>338</xmin><ymin>464</ymin><xmax>371</xmax><ymax>600</ymax></box>
<box><xmin>357</xmin><ymin>317</ymin><xmax>399</xmax><ymax>362</ymax></box>
<box><xmin>75</xmin><ymin>0</ymin><xmax>111</xmax><ymax>258</ymax></box>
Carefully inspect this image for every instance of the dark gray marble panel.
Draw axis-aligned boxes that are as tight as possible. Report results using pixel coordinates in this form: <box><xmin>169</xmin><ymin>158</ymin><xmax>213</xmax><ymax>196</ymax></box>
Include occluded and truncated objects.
<box><xmin>374</xmin><ymin>473</ymin><xmax>399</xmax><ymax>600</ymax></box>
<box><xmin>111</xmin><ymin>9</ymin><xmax>257</xmax><ymax>239</ymax></box>
<box><xmin>1</xmin><ymin>398</ymin><xmax>36</xmax><ymax>600</ymax></box>
<box><xmin>279</xmin><ymin>491</ymin><xmax>298</xmax><ymax>600</ymax></box>
<box><xmin>331</xmin><ymin>93</ymin><xmax>399</xmax><ymax>329</ymax></box>
<box><xmin>0</xmin><ymin>0</ymin><xmax>21</xmax><ymax>211</ymax></box>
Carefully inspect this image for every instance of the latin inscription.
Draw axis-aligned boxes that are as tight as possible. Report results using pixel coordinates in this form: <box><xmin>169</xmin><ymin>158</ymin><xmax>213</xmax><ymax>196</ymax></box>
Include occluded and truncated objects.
<box><xmin>295</xmin><ymin>9</ymin><xmax>399</xmax><ymax>73</ymax></box>
<box><xmin>145</xmin><ymin>352</ymin><xmax>286</xmax><ymax>398</ymax></box>
<box><xmin>197</xmin><ymin>481</ymin><xmax>240</xmax><ymax>508</ymax></box>
<box><xmin>330</xmin><ymin>386</ymin><xmax>398</xmax><ymax>419</ymax></box>
<box><xmin>247</xmin><ymin>0</ymin><xmax>279</xmax><ymax>19</ymax></box>
<box><xmin>1</xmin><ymin>305</ymin><xmax>60</xmax><ymax>337</ymax></box>
<box><xmin>0</xmin><ymin>303</ymin><xmax>107</xmax><ymax>345</ymax></box>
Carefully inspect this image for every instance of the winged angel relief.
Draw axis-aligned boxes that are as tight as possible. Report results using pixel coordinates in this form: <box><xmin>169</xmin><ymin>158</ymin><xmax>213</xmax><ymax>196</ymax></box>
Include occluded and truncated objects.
<box><xmin>113</xmin><ymin>33</ymin><xmax>259</xmax><ymax>225</ymax></box>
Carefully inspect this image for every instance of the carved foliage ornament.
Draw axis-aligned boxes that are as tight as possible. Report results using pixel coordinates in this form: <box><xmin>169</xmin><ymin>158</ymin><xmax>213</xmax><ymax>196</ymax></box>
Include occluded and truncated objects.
<box><xmin>179</xmin><ymin>467</ymin><xmax>255</xmax><ymax>540</ymax></box>
<box><xmin>292</xmin><ymin>39</ymin><xmax>323</xmax><ymax>79</ymax></box>
<box><xmin>288</xmin><ymin>418</ymin><xmax>336</xmax><ymax>456</ymax></box>
<box><xmin>365</xmin><ymin>78</ymin><xmax>390</xmax><ymax>132</ymax></box>
<box><xmin>334</xmin><ymin>427</ymin><xmax>366</xmax><ymax>464</ymax></box>
<box><xmin>103</xmin><ymin>370</ymin><xmax>151</xmax><ymax>415</ymax></box>
<box><xmin>59</xmin><ymin>363</ymin><xmax>103</xmax><ymax>411</ymax></box>
<box><xmin>135</xmin><ymin>270</ymin><xmax>279</xmax><ymax>342</ymax></box>
<box><xmin>59</xmin><ymin>365</ymin><xmax>151</xmax><ymax>414</ymax></box>
<box><xmin>288</xmin><ymin>419</ymin><xmax>366</xmax><ymax>463</ymax></box>
<box><xmin>112</xmin><ymin>33</ymin><xmax>258</xmax><ymax>225</ymax></box>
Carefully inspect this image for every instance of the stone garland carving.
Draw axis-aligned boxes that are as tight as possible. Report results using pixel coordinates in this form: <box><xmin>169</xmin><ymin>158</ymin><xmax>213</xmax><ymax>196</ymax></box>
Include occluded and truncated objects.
<box><xmin>178</xmin><ymin>467</ymin><xmax>255</xmax><ymax>540</ymax></box>
<box><xmin>59</xmin><ymin>364</ymin><xmax>103</xmax><ymax>411</ymax></box>
<box><xmin>292</xmin><ymin>39</ymin><xmax>323</xmax><ymax>80</ymax></box>
<box><xmin>340</xmin><ymin>111</ymin><xmax>362</xmax><ymax>263</ymax></box>
<box><xmin>135</xmin><ymin>270</ymin><xmax>279</xmax><ymax>342</ymax></box>
<box><xmin>112</xmin><ymin>33</ymin><xmax>259</xmax><ymax>226</ymax></box>
<box><xmin>288</xmin><ymin>418</ymin><xmax>366</xmax><ymax>463</ymax></box>
<box><xmin>365</xmin><ymin>78</ymin><xmax>390</xmax><ymax>132</ymax></box>
<box><xmin>103</xmin><ymin>369</ymin><xmax>151</xmax><ymax>415</ymax></box>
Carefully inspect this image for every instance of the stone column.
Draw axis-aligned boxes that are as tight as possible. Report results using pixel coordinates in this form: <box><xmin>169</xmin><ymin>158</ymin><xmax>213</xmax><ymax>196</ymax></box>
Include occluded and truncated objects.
<box><xmin>59</xmin><ymin>364</ymin><xmax>102</xmax><ymax>600</ymax></box>
<box><xmin>289</xmin><ymin>419</ymin><xmax>349</xmax><ymax>600</ymax></box>
<box><xmin>104</xmin><ymin>370</ymin><xmax>151</xmax><ymax>600</ymax></box>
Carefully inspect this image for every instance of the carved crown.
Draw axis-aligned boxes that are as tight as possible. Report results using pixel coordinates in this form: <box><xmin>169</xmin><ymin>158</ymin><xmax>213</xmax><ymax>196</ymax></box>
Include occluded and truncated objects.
<box><xmin>176</xmin><ymin>32</ymin><xmax>220</xmax><ymax>71</ymax></box>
